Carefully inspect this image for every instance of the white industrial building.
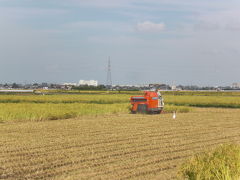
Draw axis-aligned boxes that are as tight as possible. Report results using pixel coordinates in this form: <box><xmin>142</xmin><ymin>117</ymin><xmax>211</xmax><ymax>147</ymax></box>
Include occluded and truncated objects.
<box><xmin>232</xmin><ymin>83</ymin><xmax>240</xmax><ymax>88</ymax></box>
<box><xmin>79</xmin><ymin>80</ymin><xmax>98</xmax><ymax>86</ymax></box>
<box><xmin>63</xmin><ymin>83</ymin><xmax>77</xmax><ymax>86</ymax></box>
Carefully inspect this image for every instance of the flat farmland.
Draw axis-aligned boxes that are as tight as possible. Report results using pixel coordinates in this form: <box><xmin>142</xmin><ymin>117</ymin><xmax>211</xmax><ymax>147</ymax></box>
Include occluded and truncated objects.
<box><xmin>1</xmin><ymin>107</ymin><xmax>240</xmax><ymax>179</ymax></box>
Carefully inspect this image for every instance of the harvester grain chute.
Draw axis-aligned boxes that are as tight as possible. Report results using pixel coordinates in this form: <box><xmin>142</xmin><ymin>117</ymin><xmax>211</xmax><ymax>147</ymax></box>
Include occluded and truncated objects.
<box><xmin>130</xmin><ymin>90</ymin><xmax>164</xmax><ymax>114</ymax></box>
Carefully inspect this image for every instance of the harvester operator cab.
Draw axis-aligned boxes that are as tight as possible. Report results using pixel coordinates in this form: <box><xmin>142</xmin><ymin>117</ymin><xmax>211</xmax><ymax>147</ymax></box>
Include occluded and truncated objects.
<box><xmin>156</xmin><ymin>89</ymin><xmax>164</xmax><ymax>108</ymax></box>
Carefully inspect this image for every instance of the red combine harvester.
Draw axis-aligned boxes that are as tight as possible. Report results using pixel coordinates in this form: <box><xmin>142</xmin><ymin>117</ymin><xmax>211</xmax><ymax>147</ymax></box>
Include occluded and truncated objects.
<box><xmin>130</xmin><ymin>90</ymin><xmax>164</xmax><ymax>114</ymax></box>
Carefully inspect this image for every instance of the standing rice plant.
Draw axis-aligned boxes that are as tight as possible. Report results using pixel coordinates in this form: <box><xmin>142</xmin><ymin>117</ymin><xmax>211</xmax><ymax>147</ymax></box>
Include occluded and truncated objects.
<box><xmin>178</xmin><ymin>144</ymin><xmax>240</xmax><ymax>180</ymax></box>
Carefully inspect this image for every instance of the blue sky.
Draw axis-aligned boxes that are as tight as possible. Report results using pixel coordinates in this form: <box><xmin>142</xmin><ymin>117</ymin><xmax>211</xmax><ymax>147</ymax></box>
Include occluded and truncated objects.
<box><xmin>0</xmin><ymin>0</ymin><xmax>240</xmax><ymax>86</ymax></box>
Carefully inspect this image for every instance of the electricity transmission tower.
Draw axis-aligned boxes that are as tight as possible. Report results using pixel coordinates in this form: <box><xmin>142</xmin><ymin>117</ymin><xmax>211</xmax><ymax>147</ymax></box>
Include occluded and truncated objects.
<box><xmin>106</xmin><ymin>57</ymin><xmax>112</xmax><ymax>89</ymax></box>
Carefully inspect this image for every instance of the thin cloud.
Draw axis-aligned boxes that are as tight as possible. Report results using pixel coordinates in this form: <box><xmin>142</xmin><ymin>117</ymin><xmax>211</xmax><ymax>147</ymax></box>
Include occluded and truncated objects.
<box><xmin>195</xmin><ymin>10</ymin><xmax>240</xmax><ymax>31</ymax></box>
<box><xmin>69</xmin><ymin>0</ymin><xmax>237</xmax><ymax>9</ymax></box>
<box><xmin>136</xmin><ymin>21</ymin><xmax>165</xmax><ymax>32</ymax></box>
<box><xmin>65</xmin><ymin>21</ymin><xmax>133</xmax><ymax>33</ymax></box>
<box><xmin>0</xmin><ymin>7</ymin><xmax>67</xmax><ymax>20</ymax></box>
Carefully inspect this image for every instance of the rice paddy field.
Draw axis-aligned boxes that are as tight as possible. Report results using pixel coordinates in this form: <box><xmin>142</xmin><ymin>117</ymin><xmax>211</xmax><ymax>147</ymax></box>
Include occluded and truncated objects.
<box><xmin>1</xmin><ymin>91</ymin><xmax>240</xmax><ymax>179</ymax></box>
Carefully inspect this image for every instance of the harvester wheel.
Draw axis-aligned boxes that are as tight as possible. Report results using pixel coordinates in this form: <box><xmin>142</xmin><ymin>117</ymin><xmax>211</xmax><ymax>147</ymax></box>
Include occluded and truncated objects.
<box><xmin>158</xmin><ymin>109</ymin><xmax>164</xmax><ymax>114</ymax></box>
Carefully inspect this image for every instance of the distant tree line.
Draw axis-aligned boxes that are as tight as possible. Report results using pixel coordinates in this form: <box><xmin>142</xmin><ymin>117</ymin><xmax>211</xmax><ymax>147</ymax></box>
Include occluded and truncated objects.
<box><xmin>72</xmin><ymin>85</ymin><xmax>106</xmax><ymax>91</ymax></box>
<box><xmin>1</xmin><ymin>82</ymin><xmax>239</xmax><ymax>91</ymax></box>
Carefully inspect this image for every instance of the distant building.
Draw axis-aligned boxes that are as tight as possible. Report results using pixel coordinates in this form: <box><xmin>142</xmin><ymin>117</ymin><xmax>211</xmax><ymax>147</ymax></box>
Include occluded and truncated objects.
<box><xmin>63</xmin><ymin>83</ymin><xmax>77</xmax><ymax>86</ymax></box>
<box><xmin>79</xmin><ymin>80</ymin><xmax>98</xmax><ymax>86</ymax></box>
<box><xmin>149</xmin><ymin>84</ymin><xmax>171</xmax><ymax>90</ymax></box>
<box><xmin>171</xmin><ymin>85</ymin><xmax>177</xmax><ymax>90</ymax></box>
<box><xmin>232</xmin><ymin>83</ymin><xmax>240</xmax><ymax>89</ymax></box>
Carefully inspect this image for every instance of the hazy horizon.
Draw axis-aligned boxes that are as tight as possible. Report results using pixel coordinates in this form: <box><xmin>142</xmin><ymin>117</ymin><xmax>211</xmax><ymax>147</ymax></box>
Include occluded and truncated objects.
<box><xmin>0</xmin><ymin>0</ymin><xmax>240</xmax><ymax>86</ymax></box>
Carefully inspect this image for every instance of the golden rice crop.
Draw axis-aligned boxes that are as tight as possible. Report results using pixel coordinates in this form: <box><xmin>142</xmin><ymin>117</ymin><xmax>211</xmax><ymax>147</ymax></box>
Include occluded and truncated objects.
<box><xmin>164</xmin><ymin>104</ymin><xmax>193</xmax><ymax>113</ymax></box>
<box><xmin>0</xmin><ymin>103</ymin><xmax>129</xmax><ymax>122</ymax></box>
<box><xmin>165</xmin><ymin>95</ymin><xmax>240</xmax><ymax>108</ymax></box>
<box><xmin>0</xmin><ymin>94</ymin><xmax>130</xmax><ymax>104</ymax></box>
<box><xmin>0</xmin><ymin>102</ymin><xmax>191</xmax><ymax>122</ymax></box>
<box><xmin>1</xmin><ymin>92</ymin><xmax>240</xmax><ymax>108</ymax></box>
<box><xmin>1</xmin><ymin>92</ymin><xmax>239</xmax><ymax>122</ymax></box>
<box><xmin>178</xmin><ymin>144</ymin><xmax>240</xmax><ymax>180</ymax></box>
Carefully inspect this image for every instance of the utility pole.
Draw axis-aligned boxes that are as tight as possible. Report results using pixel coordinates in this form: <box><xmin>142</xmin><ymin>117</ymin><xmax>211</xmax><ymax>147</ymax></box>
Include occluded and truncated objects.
<box><xmin>106</xmin><ymin>56</ymin><xmax>112</xmax><ymax>89</ymax></box>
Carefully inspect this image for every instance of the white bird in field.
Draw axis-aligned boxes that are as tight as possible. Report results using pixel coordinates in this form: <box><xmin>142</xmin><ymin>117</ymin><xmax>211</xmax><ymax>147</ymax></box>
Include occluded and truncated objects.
<box><xmin>173</xmin><ymin>111</ymin><xmax>176</xmax><ymax>119</ymax></box>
